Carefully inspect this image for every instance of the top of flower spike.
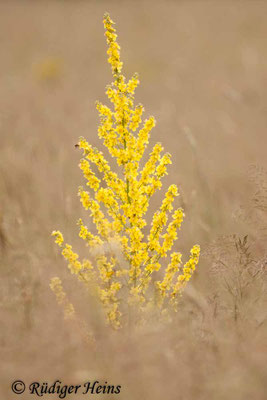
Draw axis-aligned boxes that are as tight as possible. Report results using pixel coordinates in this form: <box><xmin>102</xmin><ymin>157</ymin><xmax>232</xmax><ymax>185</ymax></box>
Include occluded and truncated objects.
<box><xmin>103</xmin><ymin>13</ymin><xmax>123</xmax><ymax>77</ymax></box>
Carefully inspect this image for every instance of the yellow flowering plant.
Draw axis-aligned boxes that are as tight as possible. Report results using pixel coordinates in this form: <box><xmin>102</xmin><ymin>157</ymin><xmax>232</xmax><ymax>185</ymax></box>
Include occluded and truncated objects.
<box><xmin>51</xmin><ymin>13</ymin><xmax>200</xmax><ymax>329</ymax></box>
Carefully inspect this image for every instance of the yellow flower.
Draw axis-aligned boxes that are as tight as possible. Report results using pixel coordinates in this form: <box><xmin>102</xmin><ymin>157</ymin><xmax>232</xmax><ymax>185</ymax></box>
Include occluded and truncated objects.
<box><xmin>50</xmin><ymin>277</ymin><xmax>75</xmax><ymax>320</ymax></box>
<box><xmin>51</xmin><ymin>13</ymin><xmax>200</xmax><ymax>328</ymax></box>
<box><xmin>50</xmin><ymin>277</ymin><xmax>66</xmax><ymax>304</ymax></box>
<box><xmin>171</xmin><ymin>245</ymin><xmax>200</xmax><ymax>299</ymax></box>
<box><xmin>52</xmin><ymin>230</ymin><xmax>64</xmax><ymax>246</ymax></box>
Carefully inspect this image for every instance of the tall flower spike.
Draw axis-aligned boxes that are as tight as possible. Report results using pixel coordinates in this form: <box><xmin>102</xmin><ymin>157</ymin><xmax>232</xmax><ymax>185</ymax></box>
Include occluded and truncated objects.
<box><xmin>51</xmin><ymin>13</ymin><xmax>200</xmax><ymax>329</ymax></box>
<box><xmin>103</xmin><ymin>13</ymin><xmax>123</xmax><ymax>77</ymax></box>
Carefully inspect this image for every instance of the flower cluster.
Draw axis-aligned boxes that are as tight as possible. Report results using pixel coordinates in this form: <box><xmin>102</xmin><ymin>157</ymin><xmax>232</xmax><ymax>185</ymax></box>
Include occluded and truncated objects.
<box><xmin>51</xmin><ymin>13</ymin><xmax>200</xmax><ymax>328</ymax></box>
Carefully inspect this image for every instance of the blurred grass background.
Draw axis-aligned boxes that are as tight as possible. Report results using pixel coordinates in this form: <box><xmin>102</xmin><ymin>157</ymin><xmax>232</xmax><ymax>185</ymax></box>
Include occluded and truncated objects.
<box><xmin>0</xmin><ymin>1</ymin><xmax>266</xmax><ymax>399</ymax></box>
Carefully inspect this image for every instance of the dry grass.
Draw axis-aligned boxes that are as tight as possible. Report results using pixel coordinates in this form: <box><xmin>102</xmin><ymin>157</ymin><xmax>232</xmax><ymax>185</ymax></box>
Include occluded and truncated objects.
<box><xmin>0</xmin><ymin>1</ymin><xmax>267</xmax><ymax>399</ymax></box>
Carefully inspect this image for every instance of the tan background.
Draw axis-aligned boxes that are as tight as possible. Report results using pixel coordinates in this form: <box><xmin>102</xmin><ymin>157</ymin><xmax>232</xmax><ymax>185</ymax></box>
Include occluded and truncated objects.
<box><xmin>0</xmin><ymin>1</ymin><xmax>266</xmax><ymax>399</ymax></box>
